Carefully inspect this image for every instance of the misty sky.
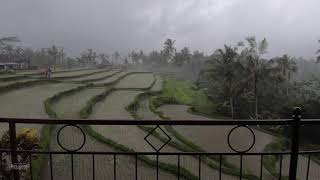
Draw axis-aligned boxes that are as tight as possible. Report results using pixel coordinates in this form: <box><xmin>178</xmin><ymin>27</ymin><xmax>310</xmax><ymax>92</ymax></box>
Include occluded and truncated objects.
<box><xmin>1</xmin><ymin>0</ymin><xmax>320</xmax><ymax>58</ymax></box>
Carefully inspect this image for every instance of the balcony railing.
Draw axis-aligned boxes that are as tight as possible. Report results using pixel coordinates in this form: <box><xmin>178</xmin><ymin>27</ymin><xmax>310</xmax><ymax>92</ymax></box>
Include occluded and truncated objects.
<box><xmin>0</xmin><ymin>107</ymin><xmax>320</xmax><ymax>180</ymax></box>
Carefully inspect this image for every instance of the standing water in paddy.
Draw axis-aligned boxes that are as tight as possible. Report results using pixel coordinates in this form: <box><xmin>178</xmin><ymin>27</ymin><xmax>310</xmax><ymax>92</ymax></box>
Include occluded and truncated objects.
<box><xmin>1</xmin><ymin>1</ymin><xmax>320</xmax><ymax>179</ymax></box>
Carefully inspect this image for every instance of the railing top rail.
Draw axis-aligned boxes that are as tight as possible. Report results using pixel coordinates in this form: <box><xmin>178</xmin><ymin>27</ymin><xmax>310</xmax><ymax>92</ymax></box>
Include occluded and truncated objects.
<box><xmin>1</xmin><ymin>148</ymin><xmax>320</xmax><ymax>155</ymax></box>
<box><xmin>0</xmin><ymin>117</ymin><xmax>320</xmax><ymax>125</ymax></box>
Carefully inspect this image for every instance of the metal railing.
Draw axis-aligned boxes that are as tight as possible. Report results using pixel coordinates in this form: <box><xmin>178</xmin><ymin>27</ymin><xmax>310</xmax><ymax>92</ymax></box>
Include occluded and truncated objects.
<box><xmin>0</xmin><ymin>107</ymin><xmax>320</xmax><ymax>180</ymax></box>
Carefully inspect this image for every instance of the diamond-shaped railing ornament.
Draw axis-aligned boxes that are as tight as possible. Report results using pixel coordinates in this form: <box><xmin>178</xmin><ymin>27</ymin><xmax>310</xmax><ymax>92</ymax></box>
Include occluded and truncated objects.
<box><xmin>144</xmin><ymin>125</ymin><xmax>171</xmax><ymax>152</ymax></box>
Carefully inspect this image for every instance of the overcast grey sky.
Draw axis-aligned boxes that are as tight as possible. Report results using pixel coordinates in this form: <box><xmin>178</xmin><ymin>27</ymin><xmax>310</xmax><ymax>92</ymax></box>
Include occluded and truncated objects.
<box><xmin>1</xmin><ymin>0</ymin><xmax>319</xmax><ymax>58</ymax></box>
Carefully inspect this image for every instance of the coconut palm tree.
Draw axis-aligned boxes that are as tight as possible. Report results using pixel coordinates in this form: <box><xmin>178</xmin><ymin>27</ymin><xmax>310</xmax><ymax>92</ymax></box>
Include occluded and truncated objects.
<box><xmin>273</xmin><ymin>54</ymin><xmax>297</xmax><ymax>95</ymax></box>
<box><xmin>316</xmin><ymin>40</ymin><xmax>320</xmax><ymax>63</ymax></box>
<box><xmin>202</xmin><ymin>45</ymin><xmax>241</xmax><ymax>118</ymax></box>
<box><xmin>47</xmin><ymin>45</ymin><xmax>59</xmax><ymax>65</ymax></box>
<box><xmin>163</xmin><ymin>39</ymin><xmax>176</xmax><ymax>63</ymax></box>
<box><xmin>173</xmin><ymin>47</ymin><xmax>191</xmax><ymax>66</ymax></box>
<box><xmin>241</xmin><ymin>36</ymin><xmax>268</xmax><ymax>119</ymax></box>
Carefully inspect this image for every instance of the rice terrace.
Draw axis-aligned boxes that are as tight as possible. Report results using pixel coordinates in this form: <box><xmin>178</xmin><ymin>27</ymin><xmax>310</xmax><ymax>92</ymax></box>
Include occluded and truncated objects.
<box><xmin>0</xmin><ymin>59</ymin><xmax>320</xmax><ymax>180</ymax></box>
<box><xmin>1</xmin><ymin>1</ymin><xmax>320</xmax><ymax>178</ymax></box>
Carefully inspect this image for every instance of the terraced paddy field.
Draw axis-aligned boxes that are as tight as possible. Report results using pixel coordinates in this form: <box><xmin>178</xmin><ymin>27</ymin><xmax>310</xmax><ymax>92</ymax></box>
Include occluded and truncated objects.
<box><xmin>115</xmin><ymin>73</ymin><xmax>155</xmax><ymax>89</ymax></box>
<box><xmin>1</xmin><ymin>70</ymin><xmax>317</xmax><ymax>180</ymax></box>
<box><xmin>0</xmin><ymin>78</ymin><xmax>36</xmax><ymax>88</ymax></box>
<box><xmin>150</xmin><ymin>75</ymin><xmax>163</xmax><ymax>92</ymax></box>
<box><xmin>51</xmin><ymin>87</ymin><xmax>107</xmax><ymax>118</ymax></box>
<box><xmin>278</xmin><ymin>155</ymin><xmax>320</xmax><ymax>179</ymax></box>
<box><xmin>88</xmin><ymin>90</ymin><xmax>239</xmax><ymax>180</ymax></box>
<box><xmin>44</xmin><ymin>86</ymin><xmax>179</xmax><ymax>180</ymax></box>
<box><xmin>0</xmin><ymin>82</ymin><xmax>81</xmax><ymax>136</ymax></box>
<box><xmin>15</xmin><ymin>67</ymin><xmax>89</xmax><ymax>76</ymax></box>
<box><xmin>30</xmin><ymin>68</ymin><xmax>107</xmax><ymax>79</ymax></box>
<box><xmin>67</xmin><ymin>69</ymin><xmax>121</xmax><ymax>82</ymax></box>
<box><xmin>93</xmin><ymin>71</ymin><xmax>130</xmax><ymax>85</ymax></box>
<box><xmin>46</xmin><ymin>89</ymin><xmax>179</xmax><ymax>180</ymax></box>
<box><xmin>90</xmin><ymin>90</ymin><xmax>142</xmax><ymax>120</ymax></box>
<box><xmin>157</xmin><ymin>104</ymin><xmax>320</xmax><ymax>179</ymax></box>
<box><xmin>0</xmin><ymin>74</ymin><xmax>26</xmax><ymax>81</ymax></box>
<box><xmin>46</xmin><ymin>127</ymin><xmax>178</xmax><ymax>180</ymax></box>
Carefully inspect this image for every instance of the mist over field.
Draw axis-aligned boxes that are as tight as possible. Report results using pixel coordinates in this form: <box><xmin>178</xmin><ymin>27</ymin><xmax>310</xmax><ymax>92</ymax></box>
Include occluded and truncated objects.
<box><xmin>1</xmin><ymin>0</ymin><xmax>320</xmax><ymax>58</ymax></box>
<box><xmin>1</xmin><ymin>1</ymin><xmax>320</xmax><ymax>180</ymax></box>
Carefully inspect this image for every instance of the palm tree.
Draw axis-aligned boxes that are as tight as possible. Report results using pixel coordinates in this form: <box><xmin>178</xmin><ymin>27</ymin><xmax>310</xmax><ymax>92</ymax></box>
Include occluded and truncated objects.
<box><xmin>241</xmin><ymin>36</ymin><xmax>268</xmax><ymax>119</ymax></box>
<box><xmin>129</xmin><ymin>51</ymin><xmax>139</xmax><ymax>64</ymax></box>
<box><xmin>112</xmin><ymin>51</ymin><xmax>120</xmax><ymax>64</ymax></box>
<box><xmin>173</xmin><ymin>47</ymin><xmax>191</xmax><ymax>66</ymax></box>
<box><xmin>316</xmin><ymin>40</ymin><xmax>320</xmax><ymax>63</ymax></box>
<box><xmin>163</xmin><ymin>39</ymin><xmax>176</xmax><ymax>63</ymax></box>
<box><xmin>203</xmin><ymin>45</ymin><xmax>240</xmax><ymax>118</ymax></box>
<box><xmin>0</xmin><ymin>36</ymin><xmax>19</xmax><ymax>51</ymax></box>
<box><xmin>273</xmin><ymin>54</ymin><xmax>297</xmax><ymax>95</ymax></box>
<box><xmin>47</xmin><ymin>45</ymin><xmax>59</xmax><ymax>66</ymax></box>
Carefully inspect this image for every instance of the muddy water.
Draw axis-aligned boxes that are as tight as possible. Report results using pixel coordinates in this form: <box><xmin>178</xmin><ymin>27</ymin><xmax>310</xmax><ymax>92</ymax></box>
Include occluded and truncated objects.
<box><xmin>0</xmin><ymin>83</ymin><xmax>80</xmax><ymax>137</ymax></box>
<box><xmin>279</xmin><ymin>156</ymin><xmax>320</xmax><ymax>180</ymax></box>
<box><xmin>115</xmin><ymin>73</ymin><xmax>154</xmax><ymax>89</ymax></box>
<box><xmin>52</xmin><ymin>87</ymin><xmax>106</xmax><ymax>118</ymax></box>
<box><xmin>158</xmin><ymin>105</ymin><xmax>277</xmax><ymax>179</ymax></box>
<box><xmin>67</xmin><ymin>70</ymin><xmax>120</xmax><ymax>82</ymax></box>
<box><xmin>90</xmin><ymin>90</ymin><xmax>237</xmax><ymax>179</ymax></box>
<box><xmin>89</xmin><ymin>90</ymin><xmax>187</xmax><ymax>180</ymax></box>
<box><xmin>93</xmin><ymin>71</ymin><xmax>129</xmax><ymax>85</ymax></box>
<box><xmin>43</xmin><ymin>89</ymin><xmax>178</xmax><ymax>180</ymax></box>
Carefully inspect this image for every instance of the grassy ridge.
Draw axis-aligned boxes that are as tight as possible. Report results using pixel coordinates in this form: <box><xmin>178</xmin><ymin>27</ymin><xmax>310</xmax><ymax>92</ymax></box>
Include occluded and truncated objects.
<box><xmin>83</xmin><ymin>125</ymin><xmax>199</xmax><ymax>180</ymax></box>
<box><xmin>33</xmin><ymin>84</ymin><xmax>91</xmax><ymax>180</ymax></box>
<box><xmin>116</xmin><ymin>73</ymin><xmax>156</xmax><ymax>91</ymax></box>
<box><xmin>79</xmin><ymin>87</ymin><xmax>114</xmax><ymax>118</ymax></box>
<box><xmin>142</xmin><ymin>76</ymin><xmax>260</xmax><ymax>179</ymax></box>
<box><xmin>79</xmin><ymin>70</ymin><xmax>122</xmax><ymax>83</ymax></box>
<box><xmin>263</xmin><ymin>138</ymin><xmax>290</xmax><ymax>179</ymax></box>
<box><xmin>124</xmin><ymin>76</ymin><xmax>257</xmax><ymax>179</ymax></box>
<box><xmin>0</xmin><ymin>79</ymin><xmax>60</xmax><ymax>95</ymax></box>
<box><xmin>79</xmin><ymin>74</ymin><xmax>201</xmax><ymax>180</ymax></box>
<box><xmin>51</xmin><ymin>69</ymin><xmax>110</xmax><ymax>80</ymax></box>
<box><xmin>80</xmin><ymin>72</ymin><xmax>156</xmax><ymax>118</ymax></box>
<box><xmin>44</xmin><ymin>84</ymin><xmax>93</xmax><ymax>117</ymax></box>
<box><xmin>94</xmin><ymin>71</ymin><xmax>153</xmax><ymax>86</ymax></box>
<box><xmin>0</xmin><ymin>75</ymin><xmax>27</xmax><ymax>81</ymax></box>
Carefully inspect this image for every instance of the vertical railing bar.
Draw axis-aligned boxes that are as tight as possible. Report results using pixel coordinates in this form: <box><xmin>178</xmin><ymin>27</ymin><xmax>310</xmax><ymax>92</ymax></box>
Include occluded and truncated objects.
<box><xmin>157</xmin><ymin>154</ymin><xmax>159</xmax><ymax>180</ymax></box>
<box><xmin>71</xmin><ymin>154</ymin><xmax>74</xmax><ymax>180</ymax></box>
<box><xmin>289</xmin><ymin>107</ymin><xmax>301</xmax><ymax>180</ymax></box>
<box><xmin>92</xmin><ymin>154</ymin><xmax>95</xmax><ymax>180</ymax></box>
<box><xmin>114</xmin><ymin>154</ymin><xmax>116</xmax><ymax>180</ymax></box>
<box><xmin>50</xmin><ymin>154</ymin><xmax>53</xmax><ymax>180</ymax></box>
<box><xmin>306</xmin><ymin>154</ymin><xmax>311</xmax><ymax>180</ymax></box>
<box><xmin>219</xmin><ymin>155</ymin><xmax>222</xmax><ymax>180</ymax></box>
<box><xmin>260</xmin><ymin>155</ymin><xmax>263</xmax><ymax>180</ymax></box>
<box><xmin>240</xmin><ymin>154</ymin><xmax>243</xmax><ymax>180</ymax></box>
<box><xmin>29</xmin><ymin>153</ymin><xmax>33</xmax><ymax>180</ymax></box>
<box><xmin>9</xmin><ymin>121</ymin><xmax>19</xmax><ymax>180</ymax></box>
<box><xmin>0</xmin><ymin>152</ymin><xmax>2</xmax><ymax>179</ymax></box>
<box><xmin>198</xmin><ymin>155</ymin><xmax>201</xmax><ymax>180</ymax></box>
<box><xmin>279</xmin><ymin>155</ymin><xmax>283</xmax><ymax>180</ymax></box>
<box><xmin>178</xmin><ymin>154</ymin><xmax>180</xmax><ymax>180</ymax></box>
<box><xmin>135</xmin><ymin>153</ymin><xmax>138</xmax><ymax>180</ymax></box>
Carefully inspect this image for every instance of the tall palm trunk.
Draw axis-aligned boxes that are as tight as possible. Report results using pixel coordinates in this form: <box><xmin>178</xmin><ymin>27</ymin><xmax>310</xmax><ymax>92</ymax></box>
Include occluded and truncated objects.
<box><xmin>254</xmin><ymin>71</ymin><xmax>258</xmax><ymax>119</ymax></box>
<box><xmin>230</xmin><ymin>97</ymin><xmax>234</xmax><ymax>119</ymax></box>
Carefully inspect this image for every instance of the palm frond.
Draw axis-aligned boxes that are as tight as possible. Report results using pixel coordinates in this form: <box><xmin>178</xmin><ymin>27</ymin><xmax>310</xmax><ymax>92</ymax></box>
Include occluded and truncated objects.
<box><xmin>258</xmin><ymin>38</ymin><xmax>268</xmax><ymax>54</ymax></box>
<box><xmin>245</xmin><ymin>36</ymin><xmax>257</xmax><ymax>48</ymax></box>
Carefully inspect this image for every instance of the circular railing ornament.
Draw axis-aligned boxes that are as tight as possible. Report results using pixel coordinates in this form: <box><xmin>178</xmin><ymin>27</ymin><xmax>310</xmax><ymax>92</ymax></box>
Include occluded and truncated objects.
<box><xmin>227</xmin><ymin>125</ymin><xmax>255</xmax><ymax>153</ymax></box>
<box><xmin>57</xmin><ymin>124</ymin><xmax>86</xmax><ymax>152</ymax></box>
